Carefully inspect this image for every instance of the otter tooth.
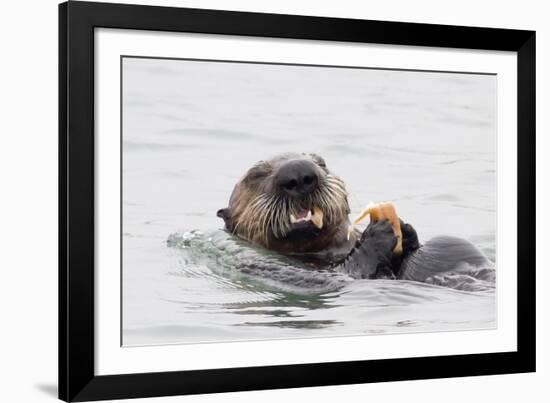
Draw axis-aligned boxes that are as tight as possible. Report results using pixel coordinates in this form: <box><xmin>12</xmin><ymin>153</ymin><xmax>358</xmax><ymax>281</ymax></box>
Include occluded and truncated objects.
<box><xmin>311</xmin><ymin>207</ymin><xmax>324</xmax><ymax>229</ymax></box>
<box><xmin>290</xmin><ymin>211</ymin><xmax>313</xmax><ymax>224</ymax></box>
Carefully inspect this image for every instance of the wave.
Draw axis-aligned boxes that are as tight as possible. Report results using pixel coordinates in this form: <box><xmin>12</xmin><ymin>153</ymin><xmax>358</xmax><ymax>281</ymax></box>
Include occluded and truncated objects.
<box><xmin>167</xmin><ymin>230</ymin><xmax>495</xmax><ymax>294</ymax></box>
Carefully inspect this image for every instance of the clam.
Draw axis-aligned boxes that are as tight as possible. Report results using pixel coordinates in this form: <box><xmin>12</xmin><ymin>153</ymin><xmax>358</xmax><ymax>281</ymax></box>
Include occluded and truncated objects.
<box><xmin>347</xmin><ymin>201</ymin><xmax>403</xmax><ymax>254</ymax></box>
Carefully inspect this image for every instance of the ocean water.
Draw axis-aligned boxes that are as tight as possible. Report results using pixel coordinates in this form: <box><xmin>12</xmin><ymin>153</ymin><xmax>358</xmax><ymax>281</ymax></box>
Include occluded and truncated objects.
<box><xmin>122</xmin><ymin>57</ymin><xmax>497</xmax><ymax>346</ymax></box>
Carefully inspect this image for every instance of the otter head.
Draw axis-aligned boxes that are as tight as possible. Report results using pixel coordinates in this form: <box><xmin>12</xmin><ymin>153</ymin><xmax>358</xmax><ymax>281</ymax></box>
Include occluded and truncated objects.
<box><xmin>217</xmin><ymin>153</ymin><xmax>352</xmax><ymax>254</ymax></box>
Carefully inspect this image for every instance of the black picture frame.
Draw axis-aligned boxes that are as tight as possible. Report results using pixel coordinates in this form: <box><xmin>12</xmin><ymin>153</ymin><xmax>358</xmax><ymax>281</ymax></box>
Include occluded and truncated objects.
<box><xmin>59</xmin><ymin>1</ymin><xmax>536</xmax><ymax>401</ymax></box>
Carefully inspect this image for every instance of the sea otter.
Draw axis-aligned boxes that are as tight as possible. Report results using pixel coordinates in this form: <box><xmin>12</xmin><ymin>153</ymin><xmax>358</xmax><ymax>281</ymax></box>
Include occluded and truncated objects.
<box><xmin>216</xmin><ymin>152</ymin><xmax>491</xmax><ymax>282</ymax></box>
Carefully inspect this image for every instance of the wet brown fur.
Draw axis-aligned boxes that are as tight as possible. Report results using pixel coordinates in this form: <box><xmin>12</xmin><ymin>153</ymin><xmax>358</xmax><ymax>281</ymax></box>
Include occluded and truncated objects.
<box><xmin>217</xmin><ymin>153</ymin><xmax>359</xmax><ymax>259</ymax></box>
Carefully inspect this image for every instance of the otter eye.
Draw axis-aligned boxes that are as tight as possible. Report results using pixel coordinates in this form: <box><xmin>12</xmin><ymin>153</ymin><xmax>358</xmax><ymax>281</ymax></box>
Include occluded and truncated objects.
<box><xmin>245</xmin><ymin>160</ymin><xmax>272</xmax><ymax>183</ymax></box>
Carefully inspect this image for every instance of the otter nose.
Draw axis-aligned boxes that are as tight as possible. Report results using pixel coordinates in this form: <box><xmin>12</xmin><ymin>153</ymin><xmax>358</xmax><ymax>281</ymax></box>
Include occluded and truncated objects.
<box><xmin>275</xmin><ymin>160</ymin><xmax>319</xmax><ymax>198</ymax></box>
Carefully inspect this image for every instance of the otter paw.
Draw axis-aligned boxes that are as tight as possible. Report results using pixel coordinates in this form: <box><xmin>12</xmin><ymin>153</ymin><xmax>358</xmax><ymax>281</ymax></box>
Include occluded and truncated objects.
<box><xmin>342</xmin><ymin>219</ymin><xmax>398</xmax><ymax>279</ymax></box>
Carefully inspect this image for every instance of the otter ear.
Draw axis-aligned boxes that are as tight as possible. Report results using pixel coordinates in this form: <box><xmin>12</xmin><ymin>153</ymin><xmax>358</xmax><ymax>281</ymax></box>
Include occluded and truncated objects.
<box><xmin>216</xmin><ymin>208</ymin><xmax>232</xmax><ymax>228</ymax></box>
<box><xmin>309</xmin><ymin>153</ymin><xmax>327</xmax><ymax>169</ymax></box>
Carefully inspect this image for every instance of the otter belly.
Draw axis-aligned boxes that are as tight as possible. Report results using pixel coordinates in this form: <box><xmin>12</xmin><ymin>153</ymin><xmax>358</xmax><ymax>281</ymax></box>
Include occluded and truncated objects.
<box><xmin>399</xmin><ymin>236</ymin><xmax>494</xmax><ymax>291</ymax></box>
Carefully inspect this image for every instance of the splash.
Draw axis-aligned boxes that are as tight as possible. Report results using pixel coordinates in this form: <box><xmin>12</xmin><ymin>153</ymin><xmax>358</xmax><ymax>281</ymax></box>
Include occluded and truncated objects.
<box><xmin>167</xmin><ymin>230</ymin><xmax>495</xmax><ymax>293</ymax></box>
<box><xmin>167</xmin><ymin>230</ymin><xmax>352</xmax><ymax>293</ymax></box>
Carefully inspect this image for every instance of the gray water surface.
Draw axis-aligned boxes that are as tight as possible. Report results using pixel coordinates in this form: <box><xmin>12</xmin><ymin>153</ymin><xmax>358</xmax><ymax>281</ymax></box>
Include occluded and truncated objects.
<box><xmin>122</xmin><ymin>57</ymin><xmax>496</xmax><ymax>346</ymax></box>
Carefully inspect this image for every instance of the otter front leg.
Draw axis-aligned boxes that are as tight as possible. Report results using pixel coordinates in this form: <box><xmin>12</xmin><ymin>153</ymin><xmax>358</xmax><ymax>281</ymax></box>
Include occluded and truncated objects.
<box><xmin>339</xmin><ymin>219</ymin><xmax>398</xmax><ymax>279</ymax></box>
<box><xmin>339</xmin><ymin>216</ymin><xmax>420</xmax><ymax>280</ymax></box>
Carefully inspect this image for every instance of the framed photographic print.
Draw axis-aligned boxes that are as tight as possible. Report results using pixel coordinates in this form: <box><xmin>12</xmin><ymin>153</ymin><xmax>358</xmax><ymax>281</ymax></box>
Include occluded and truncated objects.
<box><xmin>59</xmin><ymin>1</ymin><xmax>535</xmax><ymax>401</ymax></box>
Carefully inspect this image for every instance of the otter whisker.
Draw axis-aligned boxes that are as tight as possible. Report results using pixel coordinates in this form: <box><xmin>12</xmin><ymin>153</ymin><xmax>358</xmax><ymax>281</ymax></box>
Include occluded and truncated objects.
<box><xmin>255</xmin><ymin>197</ymin><xmax>272</xmax><ymax>243</ymax></box>
<box><xmin>317</xmin><ymin>189</ymin><xmax>336</xmax><ymax>223</ymax></box>
<box><xmin>279</xmin><ymin>198</ymin><xmax>291</xmax><ymax>236</ymax></box>
<box><xmin>265</xmin><ymin>196</ymin><xmax>283</xmax><ymax>240</ymax></box>
<box><xmin>326</xmin><ymin>177</ymin><xmax>347</xmax><ymax>190</ymax></box>
<box><xmin>324</xmin><ymin>181</ymin><xmax>347</xmax><ymax>200</ymax></box>
<box><xmin>259</xmin><ymin>199</ymin><xmax>275</xmax><ymax>241</ymax></box>
<box><xmin>312</xmin><ymin>181</ymin><xmax>347</xmax><ymax>226</ymax></box>
<box><xmin>231</xmin><ymin>166</ymin><xmax>350</xmax><ymax>245</ymax></box>
<box><xmin>238</xmin><ymin>193</ymin><xmax>275</xmax><ymax>243</ymax></box>
<box><xmin>272</xmin><ymin>201</ymin><xmax>285</xmax><ymax>238</ymax></box>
